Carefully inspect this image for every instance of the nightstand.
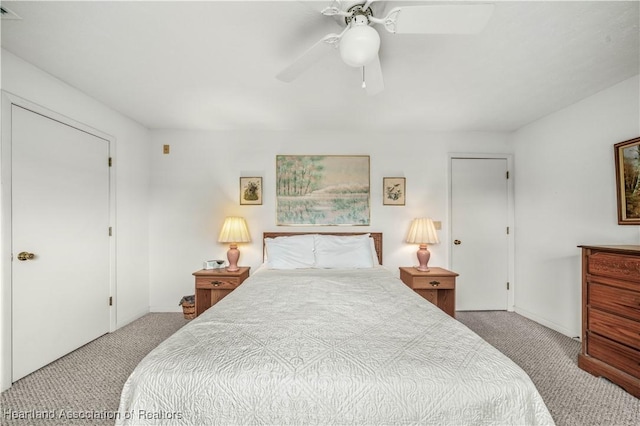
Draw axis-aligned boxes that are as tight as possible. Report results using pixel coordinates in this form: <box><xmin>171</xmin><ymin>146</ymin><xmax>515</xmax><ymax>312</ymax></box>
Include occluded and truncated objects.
<box><xmin>399</xmin><ymin>267</ymin><xmax>458</xmax><ymax>318</ymax></box>
<box><xmin>193</xmin><ymin>267</ymin><xmax>250</xmax><ymax>317</ymax></box>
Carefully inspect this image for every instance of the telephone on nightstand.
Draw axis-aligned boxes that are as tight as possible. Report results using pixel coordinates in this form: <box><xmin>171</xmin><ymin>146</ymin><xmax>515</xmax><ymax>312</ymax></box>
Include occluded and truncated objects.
<box><xmin>203</xmin><ymin>260</ymin><xmax>226</xmax><ymax>270</ymax></box>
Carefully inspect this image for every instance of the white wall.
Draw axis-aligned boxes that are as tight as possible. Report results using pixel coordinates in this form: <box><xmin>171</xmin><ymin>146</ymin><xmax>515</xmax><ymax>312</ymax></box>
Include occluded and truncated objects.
<box><xmin>3</xmin><ymin>48</ymin><xmax>636</xmax><ymax>389</ymax></box>
<box><xmin>148</xmin><ymin>130</ymin><xmax>512</xmax><ymax>311</ymax></box>
<box><xmin>512</xmin><ymin>75</ymin><xmax>640</xmax><ymax>338</ymax></box>
<box><xmin>0</xmin><ymin>49</ymin><xmax>151</xmax><ymax>389</ymax></box>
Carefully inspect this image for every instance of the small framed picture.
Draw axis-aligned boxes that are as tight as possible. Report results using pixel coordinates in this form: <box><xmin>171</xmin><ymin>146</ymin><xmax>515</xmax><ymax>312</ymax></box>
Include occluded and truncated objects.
<box><xmin>240</xmin><ymin>177</ymin><xmax>262</xmax><ymax>205</ymax></box>
<box><xmin>383</xmin><ymin>177</ymin><xmax>405</xmax><ymax>206</ymax></box>
<box><xmin>614</xmin><ymin>137</ymin><xmax>640</xmax><ymax>224</ymax></box>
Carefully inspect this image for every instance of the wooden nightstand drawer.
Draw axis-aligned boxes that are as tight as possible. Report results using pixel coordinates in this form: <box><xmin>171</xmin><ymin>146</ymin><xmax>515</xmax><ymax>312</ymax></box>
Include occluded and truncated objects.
<box><xmin>193</xmin><ymin>267</ymin><xmax>250</xmax><ymax>317</ymax></box>
<box><xmin>399</xmin><ymin>267</ymin><xmax>458</xmax><ymax>318</ymax></box>
<box><xmin>196</xmin><ymin>276</ymin><xmax>240</xmax><ymax>290</ymax></box>
<box><xmin>412</xmin><ymin>276</ymin><xmax>455</xmax><ymax>290</ymax></box>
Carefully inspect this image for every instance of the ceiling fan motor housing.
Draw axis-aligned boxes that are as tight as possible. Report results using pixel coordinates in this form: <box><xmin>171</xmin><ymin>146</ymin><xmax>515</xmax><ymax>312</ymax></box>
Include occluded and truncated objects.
<box><xmin>340</xmin><ymin>14</ymin><xmax>380</xmax><ymax>67</ymax></box>
<box><xmin>344</xmin><ymin>4</ymin><xmax>374</xmax><ymax>26</ymax></box>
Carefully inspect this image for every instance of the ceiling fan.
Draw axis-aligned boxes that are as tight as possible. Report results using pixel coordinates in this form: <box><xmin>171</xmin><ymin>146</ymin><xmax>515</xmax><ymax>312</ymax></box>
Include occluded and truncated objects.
<box><xmin>276</xmin><ymin>0</ymin><xmax>495</xmax><ymax>95</ymax></box>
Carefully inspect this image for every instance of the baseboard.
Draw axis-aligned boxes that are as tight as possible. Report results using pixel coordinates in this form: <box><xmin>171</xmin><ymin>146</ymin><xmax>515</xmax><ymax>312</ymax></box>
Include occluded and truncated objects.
<box><xmin>149</xmin><ymin>306</ymin><xmax>182</xmax><ymax>313</ymax></box>
<box><xmin>514</xmin><ymin>307</ymin><xmax>579</xmax><ymax>339</ymax></box>
<box><xmin>116</xmin><ymin>308</ymin><xmax>149</xmax><ymax>329</ymax></box>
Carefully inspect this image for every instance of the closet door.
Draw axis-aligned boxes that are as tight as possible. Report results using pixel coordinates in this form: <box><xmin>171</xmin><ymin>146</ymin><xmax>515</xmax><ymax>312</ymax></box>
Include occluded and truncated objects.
<box><xmin>451</xmin><ymin>157</ymin><xmax>509</xmax><ymax>311</ymax></box>
<box><xmin>12</xmin><ymin>105</ymin><xmax>110</xmax><ymax>381</ymax></box>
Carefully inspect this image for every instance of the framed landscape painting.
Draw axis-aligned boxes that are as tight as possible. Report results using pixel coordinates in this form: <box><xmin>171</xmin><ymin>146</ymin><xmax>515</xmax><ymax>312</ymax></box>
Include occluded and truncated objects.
<box><xmin>276</xmin><ymin>155</ymin><xmax>370</xmax><ymax>225</ymax></box>
<box><xmin>614</xmin><ymin>137</ymin><xmax>640</xmax><ymax>225</ymax></box>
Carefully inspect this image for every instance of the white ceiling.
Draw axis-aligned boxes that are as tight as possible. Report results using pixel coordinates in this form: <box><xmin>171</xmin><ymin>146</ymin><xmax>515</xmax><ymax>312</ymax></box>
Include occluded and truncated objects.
<box><xmin>1</xmin><ymin>1</ymin><xmax>638</xmax><ymax>133</ymax></box>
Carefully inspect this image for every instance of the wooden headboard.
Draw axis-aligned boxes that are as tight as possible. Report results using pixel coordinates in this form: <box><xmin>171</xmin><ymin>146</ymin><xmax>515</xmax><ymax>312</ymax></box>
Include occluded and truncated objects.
<box><xmin>263</xmin><ymin>232</ymin><xmax>383</xmax><ymax>265</ymax></box>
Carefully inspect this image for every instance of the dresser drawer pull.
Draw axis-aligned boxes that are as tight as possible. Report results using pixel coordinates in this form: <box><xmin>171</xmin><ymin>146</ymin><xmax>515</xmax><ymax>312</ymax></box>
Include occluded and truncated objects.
<box><xmin>429</xmin><ymin>280</ymin><xmax>440</xmax><ymax>287</ymax></box>
<box><xmin>211</xmin><ymin>280</ymin><xmax>223</xmax><ymax>287</ymax></box>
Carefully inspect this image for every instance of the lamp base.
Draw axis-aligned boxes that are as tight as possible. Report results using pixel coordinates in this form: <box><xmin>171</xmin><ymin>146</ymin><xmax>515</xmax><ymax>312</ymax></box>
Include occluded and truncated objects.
<box><xmin>226</xmin><ymin>244</ymin><xmax>240</xmax><ymax>272</ymax></box>
<box><xmin>415</xmin><ymin>244</ymin><xmax>431</xmax><ymax>272</ymax></box>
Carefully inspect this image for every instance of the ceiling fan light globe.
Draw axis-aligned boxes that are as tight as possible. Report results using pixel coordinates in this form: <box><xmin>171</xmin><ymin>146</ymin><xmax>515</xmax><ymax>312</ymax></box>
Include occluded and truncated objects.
<box><xmin>339</xmin><ymin>25</ymin><xmax>380</xmax><ymax>67</ymax></box>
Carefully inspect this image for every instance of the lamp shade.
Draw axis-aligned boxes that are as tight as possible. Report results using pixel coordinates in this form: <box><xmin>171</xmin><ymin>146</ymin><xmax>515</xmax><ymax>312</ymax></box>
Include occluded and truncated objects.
<box><xmin>406</xmin><ymin>218</ymin><xmax>440</xmax><ymax>245</ymax></box>
<box><xmin>218</xmin><ymin>217</ymin><xmax>251</xmax><ymax>243</ymax></box>
<box><xmin>339</xmin><ymin>18</ymin><xmax>380</xmax><ymax>68</ymax></box>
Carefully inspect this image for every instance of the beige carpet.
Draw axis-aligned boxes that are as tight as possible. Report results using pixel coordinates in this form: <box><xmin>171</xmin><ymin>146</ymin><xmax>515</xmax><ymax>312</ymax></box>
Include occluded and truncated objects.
<box><xmin>1</xmin><ymin>311</ymin><xmax>638</xmax><ymax>425</ymax></box>
<box><xmin>1</xmin><ymin>313</ymin><xmax>189</xmax><ymax>425</ymax></box>
<box><xmin>456</xmin><ymin>311</ymin><xmax>639</xmax><ymax>426</ymax></box>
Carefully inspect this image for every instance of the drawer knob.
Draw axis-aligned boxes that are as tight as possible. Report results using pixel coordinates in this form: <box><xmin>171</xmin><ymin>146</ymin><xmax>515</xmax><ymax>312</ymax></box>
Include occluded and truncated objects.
<box><xmin>430</xmin><ymin>280</ymin><xmax>440</xmax><ymax>286</ymax></box>
<box><xmin>211</xmin><ymin>280</ymin><xmax>222</xmax><ymax>287</ymax></box>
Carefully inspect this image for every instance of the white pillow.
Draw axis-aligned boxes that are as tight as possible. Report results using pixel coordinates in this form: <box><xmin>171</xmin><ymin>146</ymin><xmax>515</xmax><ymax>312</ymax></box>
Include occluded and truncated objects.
<box><xmin>369</xmin><ymin>237</ymin><xmax>381</xmax><ymax>265</ymax></box>
<box><xmin>265</xmin><ymin>235</ymin><xmax>316</xmax><ymax>269</ymax></box>
<box><xmin>314</xmin><ymin>234</ymin><xmax>374</xmax><ymax>269</ymax></box>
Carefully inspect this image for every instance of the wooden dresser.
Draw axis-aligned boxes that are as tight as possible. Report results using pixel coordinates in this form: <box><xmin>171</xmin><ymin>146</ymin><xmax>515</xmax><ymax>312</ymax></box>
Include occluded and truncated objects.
<box><xmin>578</xmin><ymin>245</ymin><xmax>640</xmax><ymax>397</ymax></box>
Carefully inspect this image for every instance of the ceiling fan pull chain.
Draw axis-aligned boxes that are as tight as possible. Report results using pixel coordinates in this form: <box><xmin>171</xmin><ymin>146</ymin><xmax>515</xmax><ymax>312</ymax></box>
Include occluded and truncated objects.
<box><xmin>362</xmin><ymin>67</ymin><xmax>366</xmax><ymax>89</ymax></box>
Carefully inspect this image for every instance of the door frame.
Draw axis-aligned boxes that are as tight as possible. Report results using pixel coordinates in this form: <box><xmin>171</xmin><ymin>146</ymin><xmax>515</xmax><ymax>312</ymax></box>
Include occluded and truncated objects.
<box><xmin>0</xmin><ymin>91</ymin><xmax>117</xmax><ymax>391</ymax></box>
<box><xmin>447</xmin><ymin>153</ymin><xmax>515</xmax><ymax>312</ymax></box>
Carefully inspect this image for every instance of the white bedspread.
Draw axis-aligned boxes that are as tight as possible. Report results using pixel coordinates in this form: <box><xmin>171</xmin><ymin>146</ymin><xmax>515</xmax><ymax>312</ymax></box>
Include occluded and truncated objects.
<box><xmin>117</xmin><ymin>267</ymin><xmax>554</xmax><ymax>425</ymax></box>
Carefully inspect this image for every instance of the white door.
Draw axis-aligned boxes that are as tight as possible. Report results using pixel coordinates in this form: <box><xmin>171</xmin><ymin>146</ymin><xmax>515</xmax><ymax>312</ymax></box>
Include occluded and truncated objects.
<box><xmin>12</xmin><ymin>105</ymin><xmax>110</xmax><ymax>381</ymax></box>
<box><xmin>451</xmin><ymin>157</ymin><xmax>509</xmax><ymax>311</ymax></box>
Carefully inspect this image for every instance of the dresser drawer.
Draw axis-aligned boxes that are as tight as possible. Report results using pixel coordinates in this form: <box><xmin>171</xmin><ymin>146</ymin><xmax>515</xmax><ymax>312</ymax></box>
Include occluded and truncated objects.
<box><xmin>412</xmin><ymin>276</ymin><xmax>455</xmax><ymax>290</ymax></box>
<box><xmin>196</xmin><ymin>276</ymin><xmax>240</xmax><ymax>290</ymax></box>
<box><xmin>588</xmin><ymin>308</ymin><xmax>640</xmax><ymax>349</ymax></box>
<box><xmin>587</xmin><ymin>332</ymin><xmax>640</xmax><ymax>379</ymax></box>
<box><xmin>589</xmin><ymin>283</ymin><xmax>640</xmax><ymax>322</ymax></box>
<box><xmin>588</xmin><ymin>252</ymin><xmax>640</xmax><ymax>283</ymax></box>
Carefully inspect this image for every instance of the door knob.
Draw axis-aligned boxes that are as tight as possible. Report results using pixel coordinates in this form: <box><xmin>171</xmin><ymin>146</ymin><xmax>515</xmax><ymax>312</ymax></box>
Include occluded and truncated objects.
<box><xmin>17</xmin><ymin>252</ymin><xmax>35</xmax><ymax>261</ymax></box>
<box><xmin>453</xmin><ymin>240</ymin><xmax>461</xmax><ymax>245</ymax></box>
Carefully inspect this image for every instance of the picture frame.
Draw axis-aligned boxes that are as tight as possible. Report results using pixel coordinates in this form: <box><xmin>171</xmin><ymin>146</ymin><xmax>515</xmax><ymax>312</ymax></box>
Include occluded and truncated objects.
<box><xmin>614</xmin><ymin>137</ymin><xmax>640</xmax><ymax>225</ymax></box>
<box><xmin>276</xmin><ymin>155</ymin><xmax>370</xmax><ymax>225</ymax></box>
<box><xmin>240</xmin><ymin>177</ymin><xmax>262</xmax><ymax>205</ymax></box>
<box><xmin>383</xmin><ymin>177</ymin><xmax>406</xmax><ymax>206</ymax></box>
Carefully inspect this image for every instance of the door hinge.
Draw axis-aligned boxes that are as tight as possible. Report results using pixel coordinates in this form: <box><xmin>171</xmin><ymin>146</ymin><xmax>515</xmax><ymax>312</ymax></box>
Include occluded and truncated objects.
<box><xmin>506</xmin><ymin>171</ymin><xmax>510</xmax><ymax>179</ymax></box>
<box><xmin>506</xmin><ymin>226</ymin><xmax>510</xmax><ymax>235</ymax></box>
<box><xmin>109</xmin><ymin>296</ymin><xmax>113</xmax><ymax>306</ymax></box>
<box><xmin>108</xmin><ymin>157</ymin><xmax>112</xmax><ymax>167</ymax></box>
<box><xmin>109</xmin><ymin>226</ymin><xmax>112</xmax><ymax>236</ymax></box>
<box><xmin>507</xmin><ymin>282</ymin><xmax>510</xmax><ymax>290</ymax></box>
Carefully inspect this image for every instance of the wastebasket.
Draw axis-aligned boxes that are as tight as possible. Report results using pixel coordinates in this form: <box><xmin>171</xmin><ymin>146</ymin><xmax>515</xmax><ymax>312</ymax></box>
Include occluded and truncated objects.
<box><xmin>179</xmin><ymin>295</ymin><xmax>196</xmax><ymax>319</ymax></box>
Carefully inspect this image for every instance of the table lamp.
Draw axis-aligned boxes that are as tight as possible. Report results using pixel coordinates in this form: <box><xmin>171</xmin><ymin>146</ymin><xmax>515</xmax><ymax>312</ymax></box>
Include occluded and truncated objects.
<box><xmin>218</xmin><ymin>216</ymin><xmax>251</xmax><ymax>272</ymax></box>
<box><xmin>406</xmin><ymin>217</ymin><xmax>440</xmax><ymax>272</ymax></box>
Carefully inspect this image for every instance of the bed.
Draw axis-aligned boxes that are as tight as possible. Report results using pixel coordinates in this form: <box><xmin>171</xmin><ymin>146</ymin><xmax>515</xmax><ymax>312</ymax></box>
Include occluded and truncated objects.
<box><xmin>117</xmin><ymin>232</ymin><xmax>554</xmax><ymax>425</ymax></box>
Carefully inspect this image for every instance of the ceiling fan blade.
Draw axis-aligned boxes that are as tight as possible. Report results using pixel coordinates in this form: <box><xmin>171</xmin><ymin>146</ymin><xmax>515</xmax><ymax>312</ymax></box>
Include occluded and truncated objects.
<box><xmin>364</xmin><ymin>55</ymin><xmax>384</xmax><ymax>96</ymax></box>
<box><xmin>321</xmin><ymin>0</ymin><xmax>350</xmax><ymax>18</ymax></box>
<box><xmin>276</xmin><ymin>33</ymin><xmax>341</xmax><ymax>82</ymax></box>
<box><xmin>389</xmin><ymin>4</ymin><xmax>495</xmax><ymax>34</ymax></box>
<box><xmin>362</xmin><ymin>0</ymin><xmax>376</xmax><ymax>11</ymax></box>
